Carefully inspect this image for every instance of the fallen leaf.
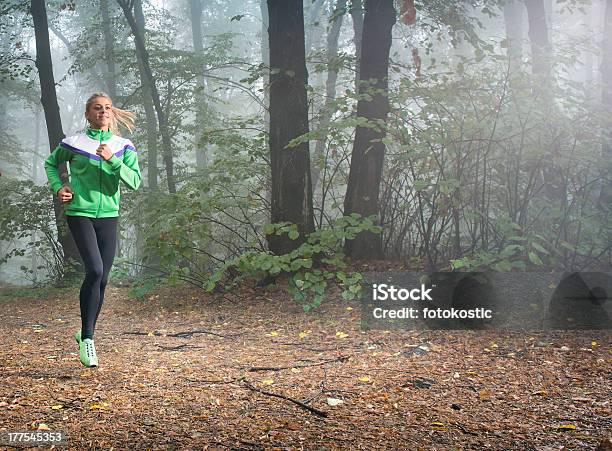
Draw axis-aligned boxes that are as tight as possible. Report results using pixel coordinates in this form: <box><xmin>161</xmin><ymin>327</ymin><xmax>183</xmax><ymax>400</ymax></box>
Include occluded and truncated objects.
<box><xmin>358</xmin><ymin>376</ymin><xmax>371</xmax><ymax>383</ymax></box>
<box><xmin>51</xmin><ymin>405</ymin><xmax>63</xmax><ymax>410</ymax></box>
<box><xmin>431</xmin><ymin>421</ymin><xmax>447</xmax><ymax>430</ymax></box>
<box><xmin>479</xmin><ymin>389</ymin><xmax>492</xmax><ymax>400</ymax></box>
<box><xmin>532</xmin><ymin>390</ymin><xmax>548</xmax><ymax>396</ymax></box>
<box><xmin>335</xmin><ymin>331</ymin><xmax>348</xmax><ymax>339</ymax></box>
<box><xmin>90</xmin><ymin>402</ymin><xmax>109</xmax><ymax>410</ymax></box>
<box><xmin>558</xmin><ymin>424</ymin><xmax>577</xmax><ymax>431</ymax></box>
<box><xmin>37</xmin><ymin>424</ymin><xmax>50</xmax><ymax>430</ymax></box>
<box><xmin>262</xmin><ymin>379</ymin><xmax>274</xmax><ymax>385</ymax></box>
<box><xmin>326</xmin><ymin>397</ymin><xmax>344</xmax><ymax>406</ymax></box>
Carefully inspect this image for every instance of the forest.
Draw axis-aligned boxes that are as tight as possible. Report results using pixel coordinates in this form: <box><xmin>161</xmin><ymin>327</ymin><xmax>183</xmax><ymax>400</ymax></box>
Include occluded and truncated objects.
<box><xmin>0</xmin><ymin>0</ymin><xmax>611</xmax><ymax>449</ymax></box>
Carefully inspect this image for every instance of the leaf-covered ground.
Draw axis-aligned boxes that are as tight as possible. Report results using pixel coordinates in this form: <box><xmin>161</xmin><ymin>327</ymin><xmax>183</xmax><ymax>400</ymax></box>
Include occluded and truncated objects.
<box><xmin>0</xmin><ymin>282</ymin><xmax>610</xmax><ymax>450</ymax></box>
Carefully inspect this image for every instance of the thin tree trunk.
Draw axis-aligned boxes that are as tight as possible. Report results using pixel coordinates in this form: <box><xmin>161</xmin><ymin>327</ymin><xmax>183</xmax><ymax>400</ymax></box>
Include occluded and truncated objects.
<box><xmin>190</xmin><ymin>0</ymin><xmax>207</xmax><ymax>170</ymax></box>
<box><xmin>305</xmin><ymin>0</ymin><xmax>326</xmax><ymax>54</ymax></box>
<box><xmin>118</xmin><ymin>0</ymin><xmax>175</xmax><ymax>193</ymax></box>
<box><xmin>343</xmin><ymin>0</ymin><xmax>395</xmax><ymax>260</ymax></box>
<box><xmin>101</xmin><ymin>0</ymin><xmax>117</xmax><ymax>98</ymax></box>
<box><xmin>599</xmin><ymin>0</ymin><xmax>612</xmax><ymax>207</ymax></box>
<box><xmin>31</xmin><ymin>108</ymin><xmax>41</xmax><ymax>284</ymax></box>
<box><xmin>128</xmin><ymin>0</ymin><xmax>162</xmax><ymax>275</ymax></box>
<box><xmin>503</xmin><ymin>0</ymin><xmax>523</xmax><ymax>72</ymax></box>
<box><xmin>31</xmin><ymin>0</ymin><xmax>80</xmax><ymax>277</ymax></box>
<box><xmin>311</xmin><ymin>0</ymin><xmax>346</xmax><ymax>192</ymax></box>
<box><xmin>267</xmin><ymin>0</ymin><xmax>315</xmax><ymax>254</ymax></box>
<box><xmin>133</xmin><ymin>0</ymin><xmax>158</xmax><ymax>192</ymax></box>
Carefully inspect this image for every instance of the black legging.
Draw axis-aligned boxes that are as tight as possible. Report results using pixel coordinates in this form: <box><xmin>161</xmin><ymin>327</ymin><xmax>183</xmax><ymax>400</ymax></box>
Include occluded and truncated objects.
<box><xmin>67</xmin><ymin>216</ymin><xmax>118</xmax><ymax>340</ymax></box>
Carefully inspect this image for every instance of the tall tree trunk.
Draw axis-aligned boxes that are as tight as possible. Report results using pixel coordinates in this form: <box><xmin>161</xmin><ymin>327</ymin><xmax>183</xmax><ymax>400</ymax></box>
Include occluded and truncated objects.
<box><xmin>311</xmin><ymin>0</ymin><xmax>346</xmax><ymax>193</ymax></box>
<box><xmin>525</xmin><ymin>0</ymin><xmax>551</xmax><ymax>78</ymax></box>
<box><xmin>129</xmin><ymin>0</ymin><xmax>162</xmax><ymax>275</ymax></box>
<box><xmin>101</xmin><ymin>0</ymin><xmax>117</xmax><ymax>98</ymax></box>
<box><xmin>350</xmin><ymin>0</ymin><xmax>364</xmax><ymax>93</ymax></box>
<box><xmin>267</xmin><ymin>0</ymin><xmax>315</xmax><ymax>254</ymax></box>
<box><xmin>305</xmin><ymin>0</ymin><xmax>326</xmax><ymax>54</ymax></box>
<box><xmin>260</xmin><ymin>0</ymin><xmax>270</xmax><ymax>129</ymax></box>
<box><xmin>503</xmin><ymin>0</ymin><xmax>523</xmax><ymax>72</ymax></box>
<box><xmin>131</xmin><ymin>0</ymin><xmax>158</xmax><ymax>192</ymax></box>
<box><xmin>190</xmin><ymin>0</ymin><xmax>207</xmax><ymax>170</ymax></box>
<box><xmin>118</xmin><ymin>0</ymin><xmax>175</xmax><ymax>193</ymax></box>
<box><xmin>343</xmin><ymin>0</ymin><xmax>395</xmax><ymax>260</ymax></box>
<box><xmin>599</xmin><ymin>0</ymin><xmax>612</xmax><ymax>208</ymax></box>
<box><xmin>260</xmin><ymin>0</ymin><xmax>271</xmax><ymax>216</ymax></box>
<box><xmin>525</xmin><ymin>0</ymin><xmax>564</xmax><ymax>207</ymax></box>
<box><xmin>31</xmin><ymin>0</ymin><xmax>80</xmax><ymax>277</ymax></box>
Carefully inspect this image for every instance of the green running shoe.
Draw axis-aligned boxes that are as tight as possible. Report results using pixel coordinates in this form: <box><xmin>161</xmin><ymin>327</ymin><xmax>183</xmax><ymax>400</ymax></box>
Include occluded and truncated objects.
<box><xmin>79</xmin><ymin>338</ymin><xmax>98</xmax><ymax>367</ymax></box>
<box><xmin>75</xmin><ymin>330</ymin><xmax>82</xmax><ymax>344</ymax></box>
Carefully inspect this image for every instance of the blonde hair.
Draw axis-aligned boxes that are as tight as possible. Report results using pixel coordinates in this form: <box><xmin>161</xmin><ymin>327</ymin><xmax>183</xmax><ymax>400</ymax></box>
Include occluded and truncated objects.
<box><xmin>85</xmin><ymin>92</ymin><xmax>135</xmax><ymax>136</ymax></box>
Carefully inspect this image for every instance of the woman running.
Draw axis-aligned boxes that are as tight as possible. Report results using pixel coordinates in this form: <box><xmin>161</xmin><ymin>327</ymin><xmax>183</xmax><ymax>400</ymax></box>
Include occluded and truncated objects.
<box><xmin>44</xmin><ymin>92</ymin><xmax>141</xmax><ymax>367</ymax></box>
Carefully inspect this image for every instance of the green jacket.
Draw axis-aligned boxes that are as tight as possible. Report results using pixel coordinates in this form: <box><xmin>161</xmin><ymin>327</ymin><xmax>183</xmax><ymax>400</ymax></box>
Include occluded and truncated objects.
<box><xmin>44</xmin><ymin>127</ymin><xmax>142</xmax><ymax>218</ymax></box>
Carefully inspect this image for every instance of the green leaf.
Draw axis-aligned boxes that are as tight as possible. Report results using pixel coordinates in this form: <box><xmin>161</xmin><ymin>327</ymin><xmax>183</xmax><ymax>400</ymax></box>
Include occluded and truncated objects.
<box><xmin>263</xmin><ymin>224</ymin><xmax>276</xmax><ymax>235</ymax></box>
<box><xmin>531</xmin><ymin>242</ymin><xmax>549</xmax><ymax>255</ymax></box>
<box><xmin>450</xmin><ymin>259</ymin><xmax>466</xmax><ymax>269</ymax></box>
<box><xmin>528</xmin><ymin>252</ymin><xmax>543</xmax><ymax>266</ymax></box>
<box><xmin>342</xmin><ymin>290</ymin><xmax>355</xmax><ymax>300</ymax></box>
<box><xmin>493</xmin><ymin>260</ymin><xmax>512</xmax><ymax>272</ymax></box>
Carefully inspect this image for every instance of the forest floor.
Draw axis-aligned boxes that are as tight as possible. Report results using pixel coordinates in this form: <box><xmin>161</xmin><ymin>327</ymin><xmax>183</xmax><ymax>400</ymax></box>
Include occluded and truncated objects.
<box><xmin>0</xmin><ymin>280</ymin><xmax>610</xmax><ymax>450</ymax></box>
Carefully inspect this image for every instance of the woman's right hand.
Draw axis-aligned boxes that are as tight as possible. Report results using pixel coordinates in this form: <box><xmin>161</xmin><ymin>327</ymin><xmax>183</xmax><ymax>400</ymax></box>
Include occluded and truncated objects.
<box><xmin>57</xmin><ymin>186</ymin><xmax>73</xmax><ymax>203</ymax></box>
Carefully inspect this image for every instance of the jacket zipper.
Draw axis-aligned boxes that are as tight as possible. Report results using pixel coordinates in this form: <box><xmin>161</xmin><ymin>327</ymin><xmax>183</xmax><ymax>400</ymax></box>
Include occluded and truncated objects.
<box><xmin>97</xmin><ymin>133</ymin><xmax>102</xmax><ymax>217</ymax></box>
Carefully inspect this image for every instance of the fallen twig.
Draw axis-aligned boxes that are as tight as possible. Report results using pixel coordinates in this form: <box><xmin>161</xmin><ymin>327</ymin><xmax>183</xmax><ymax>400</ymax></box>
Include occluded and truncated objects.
<box><xmin>123</xmin><ymin>329</ymin><xmax>243</xmax><ymax>338</ymax></box>
<box><xmin>167</xmin><ymin>329</ymin><xmax>243</xmax><ymax>338</ymax></box>
<box><xmin>454</xmin><ymin>422</ymin><xmax>479</xmax><ymax>436</ymax></box>
<box><xmin>247</xmin><ymin>355</ymin><xmax>349</xmax><ymax>372</ymax></box>
<box><xmin>242</xmin><ymin>380</ymin><xmax>328</xmax><ymax>418</ymax></box>
<box><xmin>155</xmin><ymin>343</ymin><xmax>207</xmax><ymax>351</ymax></box>
<box><xmin>185</xmin><ymin>376</ymin><xmax>246</xmax><ymax>385</ymax></box>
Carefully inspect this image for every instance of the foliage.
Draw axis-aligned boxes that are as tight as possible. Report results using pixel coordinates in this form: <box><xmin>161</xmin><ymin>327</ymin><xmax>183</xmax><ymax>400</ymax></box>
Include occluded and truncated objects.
<box><xmin>379</xmin><ymin>47</ymin><xmax>612</xmax><ymax>271</ymax></box>
<box><xmin>449</xmin><ymin>216</ymin><xmax>552</xmax><ymax>271</ymax></box>
<box><xmin>204</xmin><ymin>214</ymin><xmax>380</xmax><ymax>311</ymax></box>
<box><xmin>0</xmin><ymin>177</ymin><xmax>72</xmax><ymax>283</ymax></box>
<box><xmin>138</xmin><ymin>127</ymin><xmax>269</xmax><ymax>287</ymax></box>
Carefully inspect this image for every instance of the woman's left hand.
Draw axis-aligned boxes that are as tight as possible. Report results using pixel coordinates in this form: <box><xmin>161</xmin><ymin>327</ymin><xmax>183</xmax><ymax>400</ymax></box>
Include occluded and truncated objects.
<box><xmin>96</xmin><ymin>144</ymin><xmax>113</xmax><ymax>161</ymax></box>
